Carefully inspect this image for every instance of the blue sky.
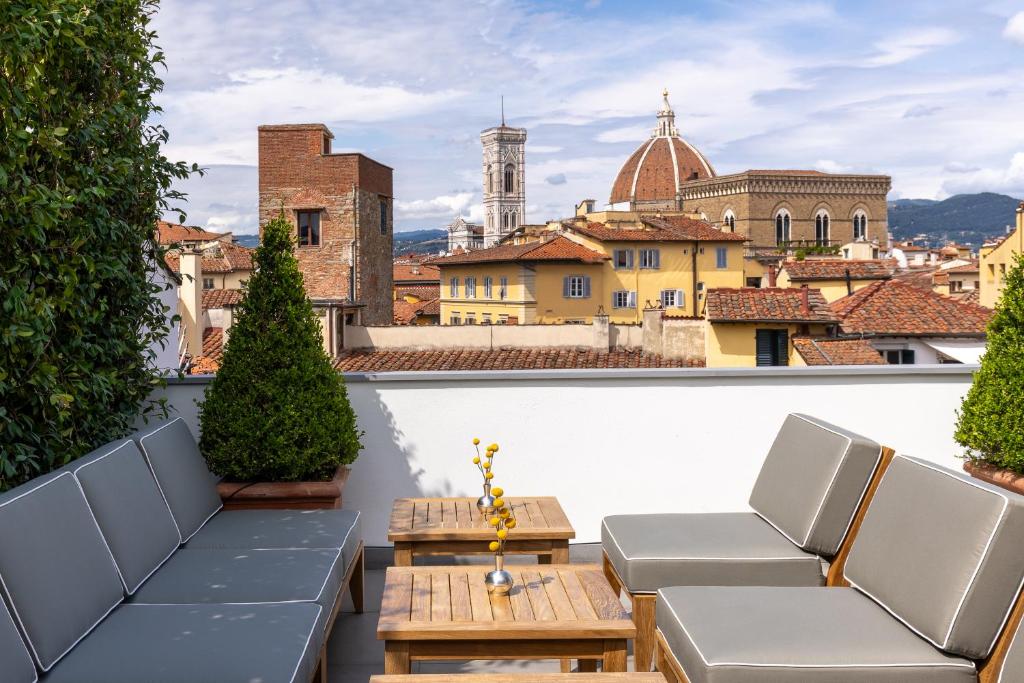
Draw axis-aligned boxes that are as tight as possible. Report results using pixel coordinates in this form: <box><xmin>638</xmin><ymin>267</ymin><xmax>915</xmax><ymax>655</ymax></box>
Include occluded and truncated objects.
<box><xmin>154</xmin><ymin>0</ymin><xmax>1024</xmax><ymax>234</ymax></box>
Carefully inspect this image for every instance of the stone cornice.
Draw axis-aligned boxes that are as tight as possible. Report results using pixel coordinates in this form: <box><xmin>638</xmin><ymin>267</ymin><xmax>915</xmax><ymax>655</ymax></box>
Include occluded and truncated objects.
<box><xmin>680</xmin><ymin>171</ymin><xmax>891</xmax><ymax>200</ymax></box>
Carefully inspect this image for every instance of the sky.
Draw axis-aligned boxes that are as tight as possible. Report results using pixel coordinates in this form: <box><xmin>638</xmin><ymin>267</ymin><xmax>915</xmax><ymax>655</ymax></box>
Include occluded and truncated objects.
<box><xmin>153</xmin><ymin>0</ymin><xmax>1024</xmax><ymax>234</ymax></box>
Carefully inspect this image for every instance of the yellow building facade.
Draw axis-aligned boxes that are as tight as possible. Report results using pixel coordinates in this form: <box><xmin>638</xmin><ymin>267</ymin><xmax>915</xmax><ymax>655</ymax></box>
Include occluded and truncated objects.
<box><xmin>774</xmin><ymin>259</ymin><xmax>895</xmax><ymax>303</ymax></box>
<box><xmin>980</xmin><ymin>202</ymin><xmax>1024</xmax><ymax>309</ymax></box>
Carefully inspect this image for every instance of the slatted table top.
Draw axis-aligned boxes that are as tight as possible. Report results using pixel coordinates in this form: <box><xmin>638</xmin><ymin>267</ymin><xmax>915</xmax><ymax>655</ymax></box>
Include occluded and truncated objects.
<box><xmin>388</xmin><ymin>497</ymin><xmax>575</xmax><ymax>542</ymax></box>
<box><xmin>376</xmin><ymin>564</ymin><xmax>633</xmax><ymax>640</ymax></box>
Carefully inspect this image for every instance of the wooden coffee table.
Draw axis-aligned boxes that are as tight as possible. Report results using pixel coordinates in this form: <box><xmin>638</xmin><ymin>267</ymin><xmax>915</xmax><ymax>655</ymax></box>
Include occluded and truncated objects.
<box><xmin>377</xmin><ymin>564</ymin><xmax>634</xmax><ymax>674</ymax></box>
<box><xmin>388</xmin><ymin>497</ymin><xmax>575</xmax><ymax>566</ymax></box>
<box><xmin>371</xmin><ymin>675</ymin><xmax>665</xmax><ymax>681</ymax></box>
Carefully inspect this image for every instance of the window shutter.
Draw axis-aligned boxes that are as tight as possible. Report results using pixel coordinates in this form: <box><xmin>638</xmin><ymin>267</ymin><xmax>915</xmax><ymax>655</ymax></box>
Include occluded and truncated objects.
<box><xmin>627</xmin><ymin>250</ymin><xmax>634</xmax><ymax>269</ymax></box>
<box><xmin>755</xmin><ymin>330</ymin><xmax>774</xmax><ymax>367</ymax></box>
<box><xmin>676</xmin><ymin>289</ymin><xmax>685</xmax><ymax>308</ymax></box>
<box><xmin>563</xmin><ymin>276</ymin><xmax>570</xmax><ymax>298</ymax></box>
<box><xmin>653</xmin><ymin>250</ymin><xmax>660</xmax><ymax>269</ymax></box>
<box><xmin>775</xmin><ymin>330</ymin><xmax>789</xmax><ymax>367</ymax></box>
<box><xmin>583</xmin><ymin>276</ymin><xmax>591</xmax><ymax>298</ymax></box>
<box><xmin>628</xmin><ymin>291</ymin><xmax>637</xmax><ymax>308</ymax></box>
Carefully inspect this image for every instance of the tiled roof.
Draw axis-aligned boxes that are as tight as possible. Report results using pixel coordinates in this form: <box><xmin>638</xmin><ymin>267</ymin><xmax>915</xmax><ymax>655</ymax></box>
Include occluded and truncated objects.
<box><xmin>395</xmin><ymin>285</ymin><xmax>440</xmax><ymax>301</ymax></box>
<box><xmin>945</xmin><ymin>261</ymin><xmax>980</xmax><ymax>274</ymax></box>
<box><xmin>393</xmin><ymin>297</ymin><xmax>441</xmax><ymax>325</ymax></box>
<box><xmin>952</xmin><ymin>289</ymin><xmax>983</xmax><ymax>305</ymax></box>
<box><xmin>202</xmin><ymin>288</ymin><xmax>244</xmax><ymax>309</ymax></box>
<box><xmin>830</xmin><ymin>279</ymin><xmax>992</xmax><ymax>337</ymax></box>
<box><xmin>334</xmin><ymin>348</ymin><xmax>702</xmax><ymax>372</ymax></box>
<box><xmin>570</xmin><ymin>218</ymin><xmax>746</xmax><ymax>243</ymax></box>
<box><xmin>430</xmin><ymin>236</ymin><xmax>607</xmax><ymax>266</ymax></box>
<box><xmin>610</xmin><ymin>137</ymin><xmax>716</xmax><ymax>204</ymax></box>
<box><xmin>705</xmin><ymin>287</ymin><xmax>836</xmax><ymax>323</ymax></box>
<box><xmin>393</xmin><ymin>263</ymin><xmax>441</xmax><ymax>283</ymax></box>
<box><xmin>201</xmin><ymin>327</ymin><xmax>223</xmax><ymax>361</ymax></box>
<box><xmin>892</xmin><ymin>266</ymin><xmax>939</xmax><ymax>291</ymax></box>
<box><xmin>156</xmin><ymin>220</ymin><xmax>226</xmax><ymax>244</ymax></box>
<box><xmin>164</xmin><ymin>242</ymin><xmax>254</xmax><ymax>274</ymax></box>
<box><xmin>793</xmin><ymin>338</ymin><xmax>887</xmax><ymax>366</ymax></box>
<box><xmin>781</xmin><ymin>259</ymin><xmax>895</xmax><ymax>281</ymax></box>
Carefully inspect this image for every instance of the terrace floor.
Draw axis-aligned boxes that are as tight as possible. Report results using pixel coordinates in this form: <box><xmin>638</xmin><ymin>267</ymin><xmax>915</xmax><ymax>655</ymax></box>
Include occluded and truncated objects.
<box><xmin>327</xmin><ymin>544</ymin><xmax>634</xmax><ymax>681</ymax></box>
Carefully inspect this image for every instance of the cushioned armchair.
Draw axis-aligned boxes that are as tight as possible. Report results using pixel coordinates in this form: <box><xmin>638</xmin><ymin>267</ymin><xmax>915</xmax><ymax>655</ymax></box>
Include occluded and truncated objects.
<box><xmin>654</xmin><ymin>455</ymin><xmax>1024</xmax><ymax>682</ymax></box>
<box><xmin>601</xmin><ymin>414</ymin><xmax>888</xmax><ymax>671</ymax></box>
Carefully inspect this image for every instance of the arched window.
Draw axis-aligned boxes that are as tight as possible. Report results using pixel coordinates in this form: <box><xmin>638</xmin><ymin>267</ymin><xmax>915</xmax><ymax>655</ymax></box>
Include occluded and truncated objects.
<box><xmin>504</xmin><ymin>164</ymin><xmax>515</xmax><ymax>194</ymax></box>
<box><xmin>775</xmin><ymin>209</ymin><xmax>791</xmax><ymax>246</ymax></box>
<box><xmin>723</xmin><ymin>209</ymin><xmax>736</xmax><ymax>232</ymax></box>
<box><xmin>853</xmin><ymin>211</ymin><xmax>868</xmax><ymax>241</ymax></box>
<box><xmin>510</xmin><ymin>213</ymin><xmax>517</xmax><ymax>229</ymax></box>
<box><xmin>815</xmin><ymin>209</ymin><xmax>830</xmax><ymax>246</ymax></box>
<box><xmin>487</xmin><ymin>167</ymin><xmax>493</xmax><ymax>194</ymax></box>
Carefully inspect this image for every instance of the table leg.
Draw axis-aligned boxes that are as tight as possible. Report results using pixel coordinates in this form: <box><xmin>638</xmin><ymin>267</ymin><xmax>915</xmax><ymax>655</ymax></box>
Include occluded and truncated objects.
<box><xmin>602</xmin><ymin>639</ymin><xmax>627</xmax><ymax>672</ymax></box>
<box><xmin>384</xmin><ymin>641</ymin><xmax>410</xmax><ymax>675</ymax></box>
<box><xmin>393</xmin><ymin>542</ymin><xmax>413</xmax><ymax>567</ymax></box>
<box><xmin>578</xmin><ymin>659</ymin><xmax>598</xmax><ymax>672</ymax></box>
<box><xmin>550</xmin><ymin>540</ymin><xmax>570</xmax><ymax>564</ymax></box>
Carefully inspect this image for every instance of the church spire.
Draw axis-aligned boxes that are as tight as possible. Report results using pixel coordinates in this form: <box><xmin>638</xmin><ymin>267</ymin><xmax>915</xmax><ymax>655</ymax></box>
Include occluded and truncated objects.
<box><xmin>654</xmin><ymin>88</ymin><xmax>677</xmax><ymax>137</ymax></box>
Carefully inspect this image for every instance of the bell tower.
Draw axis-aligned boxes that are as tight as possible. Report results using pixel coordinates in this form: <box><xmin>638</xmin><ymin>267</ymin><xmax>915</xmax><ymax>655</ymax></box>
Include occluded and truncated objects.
<box><xmin>481</xmin><ymin>105</ymin><xmax>527</xmax><ymax>248</ymax></box>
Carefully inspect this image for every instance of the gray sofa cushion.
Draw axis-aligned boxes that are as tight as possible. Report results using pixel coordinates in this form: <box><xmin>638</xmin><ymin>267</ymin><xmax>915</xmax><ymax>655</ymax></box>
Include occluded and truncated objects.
<box><xmin>1001</xmin><ymin>617</ymin><xmax>1024</xmax><ymax>683</ymax></box>
<box><xmin>844</xmin><ymin>455</ymin><xmax>1024</xmax><ymax>659</ymax></box>
<box><xmin>69</xmin><ymin>439</ymin><xmax>181</xmax><ymax>594</ymax></box>
<box><xmin>44</xmin><ymin>603</ymin><xmax>322</xmax><ymax>683</ymax></box>
<box><xmin>602</xmin><ymin>513</ymin><xmax>824</xmax><ymax>593</ymax></box>
<box><xmin>0</xmin><ymin>473</ymin><xmax>123</xmax><ymax>671</ymax></box>
<box><xmin>749</xmin><ymin>414</ymin><xmax>882</xmax><ymax>557</ymax></box>
<box><xmin>0</xmin><ymin>595</ymin><xmax>37</xmax><ymax>683</ymax></box>
<box><xmin>130</xmin><ymin>548</ymin><xmax>343</xmax><ymax>634</ymax></box>
<box><xmin>187</xmin><ymin>509</ymin><xmax>361</xmax><ymax>562</ymax></box>
<box><xmin>657</xmin><ymin>586</ymin><xmax>976</xmax><ymax>683</ymax></box>
<box><xmin>134</xmin><ymin>418</ymin><xmax>222</xmax><ymax>542</ymax></box>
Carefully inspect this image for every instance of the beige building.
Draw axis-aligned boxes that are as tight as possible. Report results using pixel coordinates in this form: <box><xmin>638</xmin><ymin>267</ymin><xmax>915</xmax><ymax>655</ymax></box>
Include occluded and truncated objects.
<box><xmin>980</xmin><ymin>202</ymin><xmax>1024</xmax><ymax>308</ymax></box>
<box><xmin>775</xmin><ymin>259</ymin><xmax>896</xmax><ymax>302</ymax></box>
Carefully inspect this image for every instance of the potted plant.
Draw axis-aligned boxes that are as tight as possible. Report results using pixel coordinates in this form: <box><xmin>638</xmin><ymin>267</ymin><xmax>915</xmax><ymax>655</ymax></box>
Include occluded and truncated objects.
<box><xmin>955</xmin><ymin>254</ymin><xmax>1024</xmax><ymax>495</ymax></box>
<box><xmin>198</xmin><ymin>214</ymin><xmax>362</xmax><ymax>509</ymax></box>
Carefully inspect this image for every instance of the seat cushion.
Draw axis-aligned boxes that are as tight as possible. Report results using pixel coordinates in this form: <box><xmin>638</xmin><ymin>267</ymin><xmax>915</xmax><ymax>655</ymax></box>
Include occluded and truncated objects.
<box><xmin>0</xmin><ymin>595</ymin><xmax>37</xmax><ymax>683</ymax></box>
<box><xmin>657</xmin><ymin>586</ymin><xmax>976</xmax><ymax>683</ymax></box>
<box><xmin>44</xmin><ymin>603</ymin><xmax>322</xmax><ymax>683</ymax></box>
<box><xmin>134</xmin><ymin>418</ymin><xmax>222</xmax><ymax>542</ymax></box>
<box><xmin>845</xmin><ymin>455</ymin><xmax>1024</xmax><ymax>659</ymax></box>
<box><xmin>67</xmin><ymin>439</ymin><xmax>181</xmax><ymax>594</ymax></box>
<box><xmin>130</xmin><ymin>548</ymin><xmax>343</xmax><ymax>634</ymax></box>
<box><xmin>187</xmin><ymin>509</ymin><xmax>361</xmax><ymax>563</ymax></box>
<box><xmin>0</xmin><ymin>472</ymin><xmax>123</xmax><ymax>671</ymax></box>
<box><xmin>749</xmin><ymin>414</ymin><xmax>882</xmax><ymax>557</ymax></box>
<box><xmin>602</xmin><ymin>513</ymin><xmax>824</xmax><ymax>593</ymax></box>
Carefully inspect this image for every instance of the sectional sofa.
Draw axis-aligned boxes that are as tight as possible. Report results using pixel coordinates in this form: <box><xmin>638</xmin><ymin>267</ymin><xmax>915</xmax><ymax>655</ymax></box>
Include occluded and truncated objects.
<box><xmin>0</xmin><ymin>417</ymin><xmax>362</xmax><ymax>683</ymax></box>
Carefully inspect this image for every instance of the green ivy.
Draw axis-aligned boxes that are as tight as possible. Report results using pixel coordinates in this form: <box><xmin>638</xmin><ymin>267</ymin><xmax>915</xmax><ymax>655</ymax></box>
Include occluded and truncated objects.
<box><xmin>955</xmin><ymin>254</ymin><xmax>1024</xmax><ymax>473</ymax></box>
<box><xmin>198</xmin><ymin>215</ymin><xmax>363</xmax><ymax>482</ymax></box>
<box><xmin>0</xmin><ymin>1</ymin><xmax>198</xmax><ymax>490</ymax></box>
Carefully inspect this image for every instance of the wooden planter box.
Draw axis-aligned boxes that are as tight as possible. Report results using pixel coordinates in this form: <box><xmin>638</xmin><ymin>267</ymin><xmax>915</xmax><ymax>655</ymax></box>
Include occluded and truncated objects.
<box><xmin>217</xmin><ymin>466</ymin><xmax>350</xmax><ymax>510</ymax></box>
<box><xmin>963</xmin><ymin>460</ymin><xmax>1024</xmax><ymax>496</ymax></box>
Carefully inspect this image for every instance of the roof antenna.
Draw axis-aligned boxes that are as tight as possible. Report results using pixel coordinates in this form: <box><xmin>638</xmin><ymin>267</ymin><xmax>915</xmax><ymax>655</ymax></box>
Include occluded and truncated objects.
<box><xmin>501</xmin><ymin>94</ymin><xmax>505</xmax><ymax>126</ymax></box>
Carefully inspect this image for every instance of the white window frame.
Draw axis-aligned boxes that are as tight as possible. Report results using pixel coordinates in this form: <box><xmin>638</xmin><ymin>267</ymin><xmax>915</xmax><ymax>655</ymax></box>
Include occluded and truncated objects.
<box><xmin>483</xmin><ymin>276</ymin><xmax>493</xmax><ymax>299</ymax></box>
<box><xmin>567</xmin><ymin>275</ymin><xmax>586</xmax><ymax>298</ymax></box>
<box><xmin>660</xmin><ymin>289</ymin><xmax>685</xmax><ymax>308</ymax></box>
<box><xmin>612</xmin><ymin>290</ymin><xmax>637</xmax><ymax>309</ymax></box>
<box><xmin>639</xmin><ymin>248</ymin><xmax>660</xmax><ymax>270</ymax></box>
<box><xmin>815</xmin><ymin>209</ymin><xmax>831</xmax><ymax>245</ymax></box>
<box><xmin>613</xmin><ymin>249</ymin><xmax>634</xmax><ymax>270</ymax></box>
<box><xmin>465</xmin><ymin>277</ymin><xmax>477</xmax><ymax>299</ymax></box>
<box><xmin>449</xmin><ymin>277</ymin><xmax>458</xmax><ymax>298</ymax></box>
<box><xmin>853</xmin><ymin>210</ymin><xmax>868</xmax><ymax>241</ymax></box>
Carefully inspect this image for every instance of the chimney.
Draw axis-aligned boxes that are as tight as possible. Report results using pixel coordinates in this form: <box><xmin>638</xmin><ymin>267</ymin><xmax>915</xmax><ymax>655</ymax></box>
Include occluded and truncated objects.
<box><xmin>800</xmin><ymin>284</ymin><xmax>810</xmax><ymax>316</ymax></box>
<box><xmin>178</xmin><ymin>248</ymin><xmax>205</xmax><ymax>359</ymax></box>
<box><xmin>767</xmin><ymin>263</ymin><xmax>778</xmax><ymax>287</ymax></box>
<box><xmin>845</xmin><ymin>268</ymin><xmax>853</xmax><ymax>296</ymax></box>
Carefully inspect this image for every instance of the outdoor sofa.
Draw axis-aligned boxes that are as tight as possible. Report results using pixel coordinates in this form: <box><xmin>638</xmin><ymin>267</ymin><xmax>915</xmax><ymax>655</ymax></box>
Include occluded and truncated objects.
<box><xmin>654</xmin><ymin>454</ymin><xmax>1024</xmax><ymax>682</ymax></box>
<box><xmin>0</xmin><ymin>417</ymin><xmax>362</xmax><ymax>682</ymax></box>
<box><xmin>601</xmin><ymin>413</ymin><xmax>888</xmax><ymax>670</ymax></box>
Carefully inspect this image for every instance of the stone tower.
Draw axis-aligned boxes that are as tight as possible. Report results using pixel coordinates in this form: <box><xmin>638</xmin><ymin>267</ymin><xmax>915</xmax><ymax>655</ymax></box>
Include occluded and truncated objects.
<box><xmin>481</xmin><ymin>112</ymin><xmax>527</xmax><ymax>248</ymax></box>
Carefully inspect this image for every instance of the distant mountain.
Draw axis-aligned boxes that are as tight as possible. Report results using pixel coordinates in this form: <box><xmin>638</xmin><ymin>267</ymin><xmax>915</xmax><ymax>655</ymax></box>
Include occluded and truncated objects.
<box><xmin>888</xmin><ymin>192</ymin><xmax>1021</xmax><ymax>247</ymax></box>
<box><xmin>394</xmin><ymin>228</ymin><xmax>447</xmax><ymax>256</ymax></box>
<box><xmin>233</xmin><ymin>234</ymin><xmax>259</xmax><ymax>248</ymax></box>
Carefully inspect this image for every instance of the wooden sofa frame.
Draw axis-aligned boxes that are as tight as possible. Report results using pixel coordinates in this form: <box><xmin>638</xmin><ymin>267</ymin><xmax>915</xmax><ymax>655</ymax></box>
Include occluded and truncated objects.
<box><xmin>603</xmin><ymin>447</ymin><xmax>895</xmax><ymax>672</ymax></box>
<box><xmin>313</xmin><ymin>541</ymin><xmax>365</xmax><ymax>683</ymax></box>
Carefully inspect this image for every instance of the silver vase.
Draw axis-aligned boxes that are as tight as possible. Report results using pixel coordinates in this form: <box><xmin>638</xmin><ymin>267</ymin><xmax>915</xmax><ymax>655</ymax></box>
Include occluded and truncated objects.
<box><xmin>476</xmin><ymin>482</ymin><xmax>496</xmax><ymax>516</ymax></box>
<box><xmin>485</xmin><ymin>554</ymin><xmax>514</xmax><ymax>595</ymax></box>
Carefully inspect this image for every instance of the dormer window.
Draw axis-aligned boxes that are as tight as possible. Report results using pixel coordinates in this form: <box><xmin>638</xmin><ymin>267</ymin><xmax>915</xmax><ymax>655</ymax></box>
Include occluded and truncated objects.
<box><xmin>297</xmin><ymin>210</ymin><xmax>321</xmax><ymax>247</ymax></box>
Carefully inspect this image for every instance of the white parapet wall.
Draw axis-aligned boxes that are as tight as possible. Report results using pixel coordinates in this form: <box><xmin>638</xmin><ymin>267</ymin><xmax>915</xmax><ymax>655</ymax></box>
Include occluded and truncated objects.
<box><xmin>154</xmin><ymin>365</ymin><xmax>976</xmax><ymax>546</ymax></box>
<box><xmin>343</xmin><ymin>321</ymin><xmax>643</xmax><ymax>351</ymax></box>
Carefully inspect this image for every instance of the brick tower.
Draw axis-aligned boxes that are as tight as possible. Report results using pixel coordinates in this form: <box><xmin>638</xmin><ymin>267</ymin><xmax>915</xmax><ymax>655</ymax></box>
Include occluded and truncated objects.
<box><xmin>257</xmin><ymin>124</ymin><xmax>393</xmax><ymax>334</ymax></box>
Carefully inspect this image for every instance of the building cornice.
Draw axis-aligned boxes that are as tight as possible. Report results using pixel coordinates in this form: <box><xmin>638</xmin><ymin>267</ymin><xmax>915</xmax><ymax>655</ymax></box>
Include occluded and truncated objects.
<box><xmin>680</xmin><ymin>171</ymin><xmax>891</xmax><ymax>200</ymax></box>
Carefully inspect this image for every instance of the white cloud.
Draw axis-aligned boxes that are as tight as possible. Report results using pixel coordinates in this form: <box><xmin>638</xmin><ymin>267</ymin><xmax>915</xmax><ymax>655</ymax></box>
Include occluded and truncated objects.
<box><xmin>395</xmin><ymin>192</ymin><xmax>478</xmax><ymax>222</ymax></box>
<box><xmin>1005</xmin><ymin>12</ymin><xmax>1024</xmax><ymax>44</ymax></box>
<box><xmin>595</xmin><ymin>126</ymin><xmax>650</xmax><ymax>144</ymax></box>
<box><xmin>527</xmin><ymin>145</ymin><xmax>563</xmax><ymax>154</ymax></box>
<box><xmin>942</xmin><ymin>152</ymin><xmax>1024</xmax><ymax>196</ymax></box>
<box><xmin>864</xmin><ymin>27</ymin><xmax>959</xmax><ymax>67</ymax></box>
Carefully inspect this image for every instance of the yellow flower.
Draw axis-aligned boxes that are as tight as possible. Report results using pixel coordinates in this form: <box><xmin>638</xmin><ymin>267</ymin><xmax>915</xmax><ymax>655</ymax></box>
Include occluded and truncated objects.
<box><xmin>489</xmin><ymin>444</ymin><xmax>499</xmax><ymax>452</ymax></box>
<box><xmin>500</xmin><ymin>509</ymin><xmax>510</xmax><ymax>519</ymax></box>
<box><xmin>489</xmin><ymin>541</ymin><xmax>500</xmax><ymax>552</ymax></box>
<box><xmin>505</xmin><ymin>519</ymin><xmax>517</xmax><ymax>529</ymax></box>
<box><xmin>489</xmin><ymin>517</ymin><xmax>500</xmax><ymax>526</ymax></box>
<box><xmin>492</xmin><ymin>487</ymin><xmax>504</xmax><ymax>497</ymax></box>
<box><xmin>473</xmin><ymin>438</ymin><xmax>480</xmax><ymax>445</ymax></box>
<box><xmin>472</xmin><ymin>456</ymin><xmax>480</xmax><ymax>464</ymax></box>
<box><xmin>483</xmin><ymin>461</ymin><xmax>491</xmax><ymax>469</ymax></box>
<box><xmin>493</xmin><ymin>498</ymin><xmax>504</xmax><ymax>507</ymax></box>
<box><xmin>485</xmin><ymin>472</ymin><xmax>494</xmax><ymax>480</ymax></box>
<box><xmin>497</xmin><ymin>529</ymin><xmax>508</xmax><ymax>540</ymax></box>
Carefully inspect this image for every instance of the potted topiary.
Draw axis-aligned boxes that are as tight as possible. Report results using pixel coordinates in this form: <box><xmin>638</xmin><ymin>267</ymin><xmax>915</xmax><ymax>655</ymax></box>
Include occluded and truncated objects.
<box><xmin>198</xmin><ymin>213</ymin><xmax>362</xmax><ymax>509</ymax></box>
<box><xmin>955</xmin><ymin>253</ymin><xmax>1024</xmax><ymax>494</ymax></box>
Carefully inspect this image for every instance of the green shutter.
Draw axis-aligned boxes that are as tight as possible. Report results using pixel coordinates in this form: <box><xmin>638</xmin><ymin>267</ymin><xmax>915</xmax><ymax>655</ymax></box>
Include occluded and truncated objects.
<box><xmin>775</xmin><ymin>329</ymin><xmax>789</xmax><ymax>366</ymax></box>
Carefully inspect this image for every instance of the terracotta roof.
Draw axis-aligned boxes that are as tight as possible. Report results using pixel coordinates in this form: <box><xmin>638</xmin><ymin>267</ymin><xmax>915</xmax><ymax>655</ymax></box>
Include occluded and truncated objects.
<box><xmin>189</xmin><ymin>355</ymin><xmax>220</xmax><ymax>375</ymax></box>
<box><xmin>945</xmin><ymin>261</ymin><xmax>980</xmax><ymax>274</ymax></box>
<box><xmin>395</xmin><ymin>285</ymin><xmax>440</xmax><ymax>301</ymax></box>
<box><xmin>393</xmin><ymin>263</ymin><xmax>441</xmax><ymax>283</ymax></box>
<box><xmin>781</xmin><ymin>259</ymin><xmax>896</xmax><ymax>282</ymax></box>
<box><xmin>793</xmin><ymin>338</ymin><xmax>887</xmax><ymax>366</ymax></box>
<box><xmin>952</xmin><ymin>289</ymin><xmax>983</xmax><ymax>305</ymax></box>
<box><xmin>333</xmin><ymin>348</ymin><xmax>702</xmax><ymax>372</ymax></box>
<box><xmin>892</xmin><ymin>266</ymin><xmax>939</xmax><ymax>291</ymax></box>
<box><xmin>202</xmin><ymin>288</ymin><xmax>244</xmax><ymax>309</ymax></box>
<box><xmin>610</xmin><ymin>136</ymin><xmax>716</xmax><ymax>205</ymax></box>
<box><xmin>569</xmin><ymin>219</ymin><xmax>745</xmax><ymax>243</ymax></box>
<box><xmin>156</xmin><ymin>220</ymin><xmax>227</xmax><ymax>244</ymax></box>
<box><xmin>705</xmin><ymin>288</ymin><xmax>837</xmax><ymax>323</ymax></box>
<box><xmin>830</xmin><ymin>279</ymin><xmax>992</xmax><ymax>337</ymax></box>
<box><xmin>393</xmin><ymin>297</ymin><xmax>441</xmax><ymax>325</ymax></box>
<box><xmin>201</xmin><ymin>327</ymin><xmax>223</xmax><ymax>361</ymax></box>
<box><xmin>431</xmin><ymin>236</ymin><xmax>607</xmax><ymax>266</ymax></box>
<box><xmin>164</xmin><ymin>242</ymin><xmax>254</xmax><ymax>274</ymax></box>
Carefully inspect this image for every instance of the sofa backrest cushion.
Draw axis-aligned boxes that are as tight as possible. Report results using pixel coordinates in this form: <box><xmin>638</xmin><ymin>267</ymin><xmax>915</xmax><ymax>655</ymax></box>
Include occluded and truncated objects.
<box><xmin>0</xmin><ymin>595</ymin><xmax>37</xmax><ymax>683</ymax></box>
<box><xmin>845</xmin><ymin>455</ymin><xmax>1024</xmax><ymax>659</ymax></box>
<box><xmin>748</xmin><ymin>414</ymin><xmax>882</xmax><ymax>557</ymax></box>
<box><xmin>71</xmin><ymin>439</ymin><xmax>181</xmax><ymax>594</ymax></box>
<box><xmin>0</xmin><ymin>473</ymin><xmax>123</xmax><ymax>671</ymax></box>
<box><xmin>134</xmin><ymin>418</ymin><xmax>222</xmax><ymax>542</ymax></box>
